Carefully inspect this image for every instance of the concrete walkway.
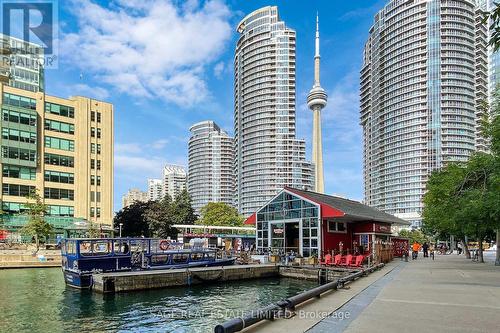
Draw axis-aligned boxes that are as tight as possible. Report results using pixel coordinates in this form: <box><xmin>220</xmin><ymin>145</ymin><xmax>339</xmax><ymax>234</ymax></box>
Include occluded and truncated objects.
<box><xmin>248</xmin><ymin>253</ymin><xmax>500</xmax><ymax>333</ymax></box>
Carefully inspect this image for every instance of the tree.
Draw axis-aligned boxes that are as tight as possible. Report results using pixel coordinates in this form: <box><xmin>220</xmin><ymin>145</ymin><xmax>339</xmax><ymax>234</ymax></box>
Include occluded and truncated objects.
<box><xmin>144</xmin><ymin>195</ymin><xmax>178</xmax><ymax>238</ymax></box>
<box><xmin>113</xmin><ymin>201</ymin><xmax>151</xmax><ymax>237</ymax></box>
<box><xmin>483</xmin><ymin>3</ymin><xmax>500</xmax><ymax>51</ymax></box>
<box><xmin>87</xmin><ymin>220</ymin><xmax>100</xmax><ymax>238</ymax></box>
<box><xmin>197</xmin><ymin>202</ymin><xmax>244</xmax><ymax>227</ymax></box>
<box><xmin>398</xmin><ymin>229</ymin><xmax>429</xmax><ymax>246</ymax></box>
<box><xmin>21</xmin><ymin>191</ymin><xmax>51</xmax><ymax>253</ymax></box>
<box><xmin>171</xmin><ymin>189</ymin><xmax>197</xmax><ymax>225</ymax></box>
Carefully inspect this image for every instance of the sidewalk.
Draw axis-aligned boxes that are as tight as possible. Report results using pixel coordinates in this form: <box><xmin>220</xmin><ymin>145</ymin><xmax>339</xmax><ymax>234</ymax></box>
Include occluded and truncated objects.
<box><xmin>317</xmin><ymin>254</ymin><xmax>500</xmax><ymax>333</ymax></box>
<box><xmin>248</xmin><ymin>254</ymin><xmax>500</xmax><ymax>333</ymax></box>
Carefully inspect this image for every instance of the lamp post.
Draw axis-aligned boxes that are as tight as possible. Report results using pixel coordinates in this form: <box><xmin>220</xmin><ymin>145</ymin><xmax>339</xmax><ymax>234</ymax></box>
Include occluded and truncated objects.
<box><xmin>119</xmin><ymin>223</ymin><xmax>123</xmax><ymax>238</ymax></box>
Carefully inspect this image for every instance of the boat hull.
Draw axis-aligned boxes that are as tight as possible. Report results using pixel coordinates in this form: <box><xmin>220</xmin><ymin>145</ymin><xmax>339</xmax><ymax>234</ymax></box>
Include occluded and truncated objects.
<box><xmin>63</xmin><ymin>270</ymin><xmax>93</xmax><ymax>289</ymax></box>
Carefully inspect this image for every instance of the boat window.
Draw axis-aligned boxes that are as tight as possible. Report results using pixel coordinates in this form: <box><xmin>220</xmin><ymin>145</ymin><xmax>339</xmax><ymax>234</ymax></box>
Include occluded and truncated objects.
<box><xmin>92</xmin><ymin>241</ymin><xmax>111</xmax><ymax>256</ymax></box>
<box><xmin>66</xmin><ymin>241</ymin><xmax>76</xmax><ymax>255</ymax></box>
<box><xmin>130</xmin><ymin>240</ymin><xmax>149</xmax><ymax>254</ymax></box>
<box><xmin>190</xmin><ymin>252</ymin><xmax>204</xmax><ymax>261</ymax></box>
<box><xmin>114</xmin><ymin>240</ymin><xmax>129</xmax><ymax>255</ymax></box>
<box><xmin>79</xmin><ymin>241</ymin><xmax>92</xmax><ymax>256</ymax></box>
<box><xmin>60</xmin><ymin>241</ymin><xmax>66</xmax><ymax>255</ymax></box>
<box><xmin>151</xmin><ymin>254</ymin><xmax>169</xmax><ymax>265</ymax></box>
<box><xmin>204</xmin><ymin>252</ymin><xmax>216</xmax><ymax>260</ymax></box>
<box><xmin>172</xmin><ymin>253</ymin><xmax>188</xmax><ymax>263</ymax></box>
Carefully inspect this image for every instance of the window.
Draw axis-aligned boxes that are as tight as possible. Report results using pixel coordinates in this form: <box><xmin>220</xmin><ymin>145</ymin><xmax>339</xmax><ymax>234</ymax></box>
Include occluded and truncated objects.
<box><xmin>44</xmin><ymin>170</ymin><xmax>74</xmax><ymax>184</ymax></box>
<box><xmin>2</xmin><ymin>202</ymin><xmax>28</xmax><ymax>214</ymax></box>
<box><xmin>3</xmin><ymin>93</ymin><xmax>36</xmax><ymax>110</ymax></box>
<box><xmin>97</xmin><ymin>176</ymin><xmax>101</xmax><ymax>186</ymax></box>
<box><xmin>91</xmin><ymin>111</ymin><xmax>95</xmax><ymax>122</ymax></box>
<box><xmin>3</xmin><ymin>165</ymin><xmax>36</xmax><ymax>180</ymax></box>
<box><xmin>91</xmin><ymin>159</ymin><xmax>95</xmax><ymax>169</ymax></box>
<box><xmin>90</xmin><ymin>207</ymin><xmax>95</xmax><ymax>217</ymax></box>
<box><xmin>96</xmin><ymin>192</ymin><xmax>101</xmax><ymax>203</ymax></box>
<box><xmin>2</xmin><ymin>146</ymin><xmax>36</xmax><ymax>161</ymax></box>
<box><xmin>97</xmin><ymin>128</ymin><xmax>101</xmax><ymax>139</ymax></box>
<box><xmin>44</xmin><ymin>136</ymin><xmax>74</xmax><ymax>151</ymax></box>
<box><xmin>91</xmin><ymin>127</ymin><xmax>95</xmax><ymax>137</ymax></box>
<box><xmin>327</xmin><ymin>221</ymin><xmax>347</xmax><ymax>233</ymax></box>
<box><xmin>91</xmin><ymin>191</ymin><xmax>95</xmax><ymax>202</ymax></box>
<box><xmin>91</xmin><ymin>175</ymin><xmax>95</xmax><ymax>185</ymax></box>
<box><xmin>97</xmin><ymin>144</ymin><xmax>101</xmax><ymax>154</ymax></box>
<box><xmin>91</xmin><ymin>143</ymin><xmax>96</xmax><ymax>154</ymax></box>
<box><xmin>44</xmin><ymin>187</ymin><xmax>74</xmax><ymax>200</ymax></box>
<box><xmin>97</xmin><ymin>112</ymin><xmax>101</xmax><ymax>123</ymax></box>
<box><xmin>44</xmin><ymin>119</ymin><xmax>74</xmax><ymax>134</ymax></box>
<box><xmin>2</xmin><ymin>128</ymin><xmax>36</xmax><ymax>144</ymax></box>
<box><xmin>44</xmin><ymin>153</ymin><xmax>74</xmax><ymax>167</ymax></box>
<box><xmin>3</xmin><ymin>108</ymin><xmax>36</xmax><ymax>126</ymax></box>
<box><xmin>2</xmin><ymin>184</ymin><xmax>35</xmax><ymax>197</ymax></box>
<box><xmin>47</xmin><ymin>205</ymin><xmax>74</xmax><ymax>216</ymax></box>
<box><xmin>96</xmin><ymin>207</ymin><xmax>101</xmax><ymax>218</ymax></box>
<box><xmin>45</xmin><ymin>102</ymin><xmax>74</xmax><ymax>118</ymax></box>
<box><xmin>97</xmin><ymin>160</ymin><xmax>101</xmax><ymax>170</ymax></box>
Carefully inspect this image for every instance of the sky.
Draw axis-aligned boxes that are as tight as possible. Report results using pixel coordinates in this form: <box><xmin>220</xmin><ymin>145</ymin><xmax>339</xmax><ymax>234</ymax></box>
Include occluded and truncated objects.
<box><xmin>42</xmin><ymin>0</ymin><xmax>388</xmax><ymax>212</ymax></box>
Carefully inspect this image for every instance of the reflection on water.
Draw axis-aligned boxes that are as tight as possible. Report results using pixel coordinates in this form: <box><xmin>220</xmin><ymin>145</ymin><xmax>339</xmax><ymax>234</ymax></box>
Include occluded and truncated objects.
<box><xmin>0</xmin><ymin>268</ymin><xmax>317</xmax><ymax>333</ymax></box>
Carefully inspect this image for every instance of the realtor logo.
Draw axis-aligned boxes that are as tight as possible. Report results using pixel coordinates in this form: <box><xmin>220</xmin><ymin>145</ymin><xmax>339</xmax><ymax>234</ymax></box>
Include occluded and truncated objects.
<box><xmin>1</xmin><ymin>0</ymin><xmax>58</xmax><ymax>67</ymax></box>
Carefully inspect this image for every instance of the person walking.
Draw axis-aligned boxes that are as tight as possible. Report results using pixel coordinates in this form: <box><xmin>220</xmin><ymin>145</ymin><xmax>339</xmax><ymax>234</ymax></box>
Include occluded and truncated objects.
<box><xmin>412</xmin><ymin>242</ymin><xmax>420</xmax><ymax>260</ymax></box>
<box><xmin>422</xmin><ymin>242</ymin><xmax>429</xmax><ymax>258</ymax></box>
<box><xmin>457</xmin><ymin>242</ymin><xmax>463</xmax><ymax>255</ymax></box>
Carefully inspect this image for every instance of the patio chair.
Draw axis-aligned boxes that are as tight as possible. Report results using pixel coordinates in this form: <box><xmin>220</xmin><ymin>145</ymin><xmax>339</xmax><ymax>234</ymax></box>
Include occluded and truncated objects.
<box><xmin>319</xmin><ymin>254</ymin><xmax>332</xmax><ymax>266</ymax></box>
<box><xmin>350</xmin><ymin>255</ymin><xmax>364</xmax><ymax>268</ymax></box>
<box><xmin>333</xmin><ymin>254</ymin><xmax>342</xmax><ymax>266</ymax></box>
<box><xmin>341</xmin><ymin>254</ymin><xmax>353</xmax><ymax>267</ymax></box>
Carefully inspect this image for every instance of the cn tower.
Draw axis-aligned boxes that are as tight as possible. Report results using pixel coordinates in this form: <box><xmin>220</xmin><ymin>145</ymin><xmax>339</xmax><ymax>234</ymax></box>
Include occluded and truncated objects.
<box><xmin>307</xmin><ymin>13</ymin><xmax>327</xmax><ymax>193</ymax></box>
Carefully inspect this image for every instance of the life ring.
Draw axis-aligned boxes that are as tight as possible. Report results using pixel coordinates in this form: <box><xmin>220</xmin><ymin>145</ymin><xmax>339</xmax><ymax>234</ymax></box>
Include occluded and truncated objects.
<box><xmin>159</xmin><ymin>240</ymin><xmax>170</xmax><ymax>251</ymax></box>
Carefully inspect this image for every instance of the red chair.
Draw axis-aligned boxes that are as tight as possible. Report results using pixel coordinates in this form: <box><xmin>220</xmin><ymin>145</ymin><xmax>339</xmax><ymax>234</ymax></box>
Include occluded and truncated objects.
<box><xmin>350</xmin><ymin>255</ymin><xmax>364</xmax><ymax>268</ymax></box>
<box><xmin>341</xmin><ymin>254</ymin><xmax>353</xmax><ymax>267</ymax></box>
<box><xmin>333</xmin><ymin>254</ymin><xmax>342</xmax><ymax>266</ymax></box>
<box><xmin>320</xmin><ymin>254</ymin><xmax>332</xmax><ymax>266</ymax></box>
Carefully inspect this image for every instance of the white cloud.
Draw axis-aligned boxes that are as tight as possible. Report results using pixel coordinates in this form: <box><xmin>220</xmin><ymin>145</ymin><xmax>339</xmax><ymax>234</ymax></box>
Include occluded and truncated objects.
<box><xmin>150</xmin><ymin>139</ymin><xmax>169</xmax><ymax>149</ymax></box>
<box><xmin>69</xmin><ymin>83</ymin><xmax>110</xmax><ymax>100</ymax></box>
<box><xmin>61</xmin><ymin>0</ymin><xmax>232</xmax><ymax>107</ymax></box>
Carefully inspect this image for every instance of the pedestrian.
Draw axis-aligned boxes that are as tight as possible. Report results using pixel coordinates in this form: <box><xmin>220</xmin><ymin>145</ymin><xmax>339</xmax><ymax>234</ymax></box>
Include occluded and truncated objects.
<box><xmin>429</xmin><ymin>243</ymin><xmax>435</xmax><ymax>260</ymax></box>
<box><xmin>457</xmin><ymin>242</ymin><xmax>463</xmax><ymax>255</ymax></box>
<box><xmin>422</xmin><ymin>242</ymin><xmax>429</xmax><ymax>257</ymax></box>
<box><xmin>412</xmin><ymin>242</ymin><xmax>420</xmax><ymax>260</ymax></box>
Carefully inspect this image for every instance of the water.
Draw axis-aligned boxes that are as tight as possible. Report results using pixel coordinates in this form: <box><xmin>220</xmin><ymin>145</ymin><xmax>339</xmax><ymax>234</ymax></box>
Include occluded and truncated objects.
<box><xmin>0</xmin><ymin>268</ymin><xmax>317</xmax><ymax>333</ymax></box>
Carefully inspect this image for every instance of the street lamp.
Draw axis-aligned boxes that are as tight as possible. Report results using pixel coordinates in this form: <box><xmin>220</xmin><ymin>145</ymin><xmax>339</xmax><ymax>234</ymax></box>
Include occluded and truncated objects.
<box><xmin>119</xmin><ymin>223</ymin><xmax>123</xmax><ymax>238</ymax></box>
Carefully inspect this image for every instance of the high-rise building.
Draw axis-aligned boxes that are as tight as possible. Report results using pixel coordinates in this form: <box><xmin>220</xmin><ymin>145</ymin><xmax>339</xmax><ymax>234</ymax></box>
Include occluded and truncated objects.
<box><xmin>122</xmin><ymin>188</ymin><xmax>148</xmax><ymax>208</ymax></box>
<box><xmin>234</xmin><ymin>6</ymin><xmax>314</xmax><ymax>216</ymax></box>
<box><xmin>0</xmin><ymin>34</ymin><xmax>44</xmax><ymax>92</ymax></box>
<box><xmin>360</xmin><ymin>0</ymin><xmax>488</xmax><ymax>228</ymax></box>
<box><xmin>147</xmin><ymin>178</ymin><xmax>163</xmax><ymax>201</ymax></box>
<box><xmin>307</xmin><ymin>14</ymin><xmax>328</xmax><ymax>193</ymax></box>
<box><xmin>0</xmin><ymin>83</ymin><xmax>114</xmax><ymax>234</ymax></box>
<box><xmin>188</xmin><ymin>121</ymin><xmax>234</xmax><ymax>214</ymax></box>
<box><xmin>162</xmin><ymin>164</ymin><xmax>186</xmax><ymax>199</ymax></box>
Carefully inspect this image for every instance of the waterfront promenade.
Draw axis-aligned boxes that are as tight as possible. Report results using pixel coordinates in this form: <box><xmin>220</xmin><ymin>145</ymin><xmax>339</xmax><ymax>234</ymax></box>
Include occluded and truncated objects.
<box><xmin>247</xmin><ymin>251</ymin><xmax>500</xmax><ymax>333</ymax></box>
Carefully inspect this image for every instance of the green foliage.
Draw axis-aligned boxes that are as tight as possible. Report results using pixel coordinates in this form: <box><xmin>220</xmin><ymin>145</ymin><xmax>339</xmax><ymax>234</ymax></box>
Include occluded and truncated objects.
<box><xmin>483</xmin><ymin>3</ymin><xmax>500</xmax><ymax>51</ymax></box>
<box><xmin>113</xmin><ymin>190</ymin><xmax>196</xmax><ymax>238</ymax></box>
<box><xmin>197</xmin><ymin>202</ymin><xmax>244</xmax><ymax>227</ymax></box>
<box><xmin>87</xmin><ymin>220</ymin><xmax>100</xmax><ymax>238</ymax></box>
<box><xmin>21</xmin><ymin>191</ymin><xmax>51</xmax><ymax>251</ymax></box>
<box><xmin>113</xmin><ymin>201</ymin><xmax>152</xmax><ymax>237</ymax></box>
<box><xmin>398</xmin><ymin>229</ymin><xmax>429</xmax><ymax>245</ymax></box>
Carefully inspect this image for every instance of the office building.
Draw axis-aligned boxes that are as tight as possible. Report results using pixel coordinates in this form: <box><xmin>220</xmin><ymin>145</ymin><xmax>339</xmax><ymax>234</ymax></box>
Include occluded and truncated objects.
<box><xmin>0</xmin><ymin>83</ymin><xmax>114</xmax><ymax>235</ymax></box>
<box><xmin>234</xmin><ymin>6</ymin><xmax>314</xmax><ymax>216</ymax></box>
<box><xmin>0</xmin><ymin>34</ymin><xmax>44</xmax><ymax>92</ymax></box>
<box><xmin>122</xmin><ymin>188</ymin><xmax>148</xmax><ymax>208</ymax></box>
<box><xmin>360</xmin><ymin>0</ymin><xmax>488</xmax><ymax>228</ymax></box>
<box><xmin>188</xmin><ymin>120</ymin><xmax>234</xmax><ymax>214</ymax></box>
<box><xmin>162</xmin><ymin>164</ymin><xmax>187</xmax><ymax>199</ymax></box>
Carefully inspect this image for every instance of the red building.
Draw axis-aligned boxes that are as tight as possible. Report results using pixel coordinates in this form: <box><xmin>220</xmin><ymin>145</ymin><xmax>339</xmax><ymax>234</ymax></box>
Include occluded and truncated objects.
<box><xmin>245</xmin><ymin>187</ymin><xmax>409</xmax><ymax>257</ymax></box>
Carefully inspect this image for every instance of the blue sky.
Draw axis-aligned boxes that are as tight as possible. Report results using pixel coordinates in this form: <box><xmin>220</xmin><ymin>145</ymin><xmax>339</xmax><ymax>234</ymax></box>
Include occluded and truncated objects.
<box><xmin>44</xmin><ymin>0</ymin><xmax>387</xmax><ymax>212</ymax></box>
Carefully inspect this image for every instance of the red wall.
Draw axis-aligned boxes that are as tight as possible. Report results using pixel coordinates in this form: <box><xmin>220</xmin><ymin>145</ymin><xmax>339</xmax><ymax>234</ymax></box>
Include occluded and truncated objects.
<box><xmin>321</xmin><ymin>221</ymin><xmax>354</xmax><ymax>255</ymax></box>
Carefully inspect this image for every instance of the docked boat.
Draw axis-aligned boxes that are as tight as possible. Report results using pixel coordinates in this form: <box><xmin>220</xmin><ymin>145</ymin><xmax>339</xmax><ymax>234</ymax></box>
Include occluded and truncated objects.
<box><xmin>60</xmin><ymin>238</ymin><xmax>236</xmax><ymax>289</ymax></box>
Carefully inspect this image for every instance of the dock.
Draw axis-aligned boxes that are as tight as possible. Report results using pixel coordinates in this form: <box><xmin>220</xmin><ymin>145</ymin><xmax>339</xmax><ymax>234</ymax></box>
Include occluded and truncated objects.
<box><xmin>91</xmin><ymin>264</ymin><xmax>356</xmax><ymax>293</ymax></box>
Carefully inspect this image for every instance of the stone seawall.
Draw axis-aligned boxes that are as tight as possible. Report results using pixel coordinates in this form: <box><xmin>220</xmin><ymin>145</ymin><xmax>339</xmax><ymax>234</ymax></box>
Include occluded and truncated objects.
<box><xmin>0</xmin><ymin>251</ymin><xmax>61</xmax><ymax>268</ymax></box>
<box><xmin>93</xmin><ymin>264</ymin><xmax>280</xmax><ymax>293</ymax></box>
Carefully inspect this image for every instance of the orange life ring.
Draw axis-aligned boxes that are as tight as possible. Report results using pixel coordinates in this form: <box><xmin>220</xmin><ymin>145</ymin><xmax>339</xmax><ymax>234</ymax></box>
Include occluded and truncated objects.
<box><xmin>159</xmin><ymin>240</ymin><xmax>169</xmax><ymax>250</ymax></box>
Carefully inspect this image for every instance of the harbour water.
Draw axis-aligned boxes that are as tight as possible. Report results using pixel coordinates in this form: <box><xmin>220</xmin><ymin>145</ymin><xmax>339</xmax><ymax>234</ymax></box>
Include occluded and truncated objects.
<box><xmin>0</xmin><ymin>268</ymin><xmax>317</xmax><ymax>333</ymax></box>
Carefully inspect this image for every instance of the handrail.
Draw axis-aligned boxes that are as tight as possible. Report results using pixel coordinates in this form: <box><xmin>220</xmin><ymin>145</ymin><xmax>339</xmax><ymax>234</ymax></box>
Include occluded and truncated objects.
<box><xmin>214</xmin><ymin>263</ymin><xmax>385</xmax><ymax>333</ymax></box>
